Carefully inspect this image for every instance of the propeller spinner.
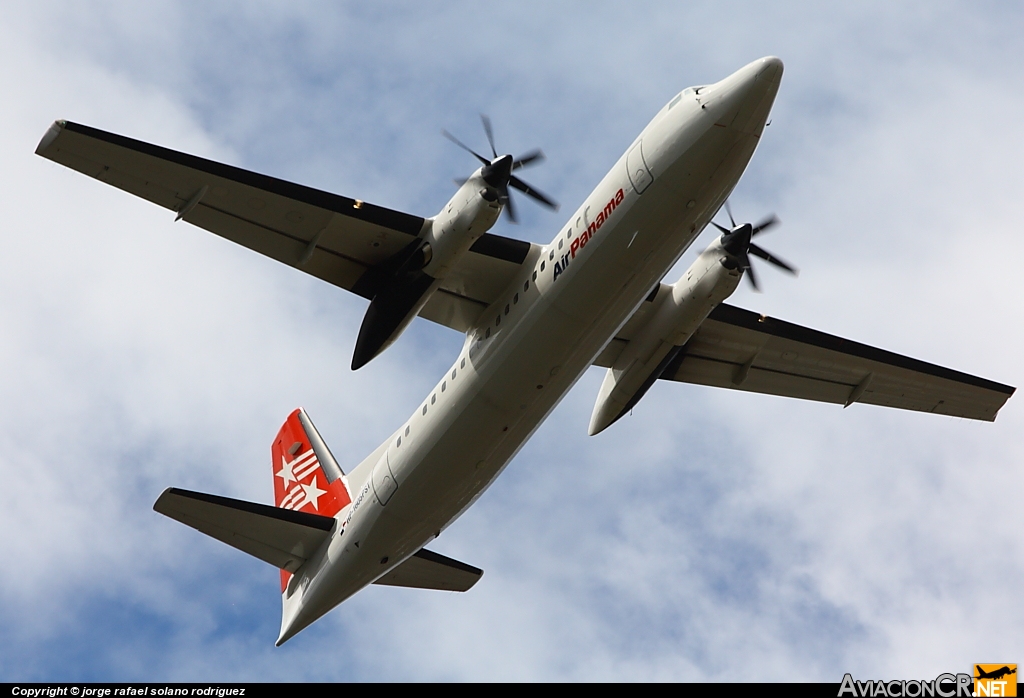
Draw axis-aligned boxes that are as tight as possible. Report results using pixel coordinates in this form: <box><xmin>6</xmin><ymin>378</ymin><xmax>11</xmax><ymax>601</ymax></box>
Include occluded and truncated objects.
<box><xmin>443</xmin><ymin>115</ymin><xmax>558</xmax><ymax>223</ymax></box>
<box><xmin>711</xmin><ymin>201</ymin><xmax>797</xmax><ymax>291</ymax></box>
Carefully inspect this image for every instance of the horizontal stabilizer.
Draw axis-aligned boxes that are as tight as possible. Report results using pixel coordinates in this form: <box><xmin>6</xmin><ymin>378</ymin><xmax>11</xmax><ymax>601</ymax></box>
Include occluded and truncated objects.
<box><xmin>373</xmin><ymin>548</ymin><xmax>482</xmax><ymax>592</ymax></box>
<box><xmin>154</xmin><ymin>487</ymin><xmax>334</xmax><ymax>572</ymax></box>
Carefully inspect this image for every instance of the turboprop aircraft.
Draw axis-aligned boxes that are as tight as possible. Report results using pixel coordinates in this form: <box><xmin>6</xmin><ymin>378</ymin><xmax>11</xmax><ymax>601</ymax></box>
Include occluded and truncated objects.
<box><xmin>35</xmin><ymin>57</ymin><xmax>1014</xmax><ymax>645</ymax></box>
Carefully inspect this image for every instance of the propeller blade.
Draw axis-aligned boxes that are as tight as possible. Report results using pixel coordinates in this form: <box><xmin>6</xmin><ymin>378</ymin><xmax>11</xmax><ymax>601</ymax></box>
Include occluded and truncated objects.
<box><xmin>509</xmin><ymin>175</ymin><xmax>559</xmax><ymax>210</ymax></box>
<box><xmin>711</xmin><ymin>221</ymin><xmax>730</xmax><ymax>235</ymax></box>
<box><xmin>446</xmin><ymin>118</ymin><xmax>557</xmax><ymax>221</ymax></box>
<box><xmin>481</xmin><ymin>114</ymin><xmax>497</xmax><ymax>158</ymax></box>
<box><xmin>724</xmin><ymin>200</ymin><xmax>736</xmax><ymax>228</ymax></box>
<box><xmin>442</xmin><ymin>130</ymin><xmax>489</xmax><ymax>166</ymax></box>
<box><xmin>742</xmin><ymin>251</ymin><xmax>759</xmax><ymax>291</ymax></box>
<box><xmin>751</xmin><ymin>214</ymin><xmax>780</xmax><ymax>236</ymax></box>
<box><xmin>502</xmin><ymin>186</ymin><xmax>518</xmax><ymax>223</ymax></box>
<box><xmin>748</xmin><ymin>243</ymin><xmax>798</xmax><ymax>275</ymax></box>
<box><xmin>512</xmin><ymin>149</ymin><xmax>545</xmax><ymax>170</ymax></box>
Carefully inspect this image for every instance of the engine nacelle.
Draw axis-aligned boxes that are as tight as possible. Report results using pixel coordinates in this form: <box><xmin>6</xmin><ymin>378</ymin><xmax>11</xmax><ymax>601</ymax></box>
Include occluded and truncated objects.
<box><xmin>588</xmin><ymin>240</ymin><xmax>743</xmax><ymax>434</ymax></box>
<box><xmin>423</xmin><ymin>180</ymin><xmax>502</xmax><ymax>278</ymax></box>
<box><xmin>352</xmin><ymin>177</ymin><xmax>501</xmax><ymax>369</ymax></box>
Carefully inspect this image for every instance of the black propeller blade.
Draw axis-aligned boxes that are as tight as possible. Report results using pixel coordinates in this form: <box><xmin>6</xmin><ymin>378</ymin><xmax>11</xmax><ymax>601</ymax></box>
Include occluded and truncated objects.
<box><xmin>441</xmin><ymin>130</ymin><xmax>489</xmax><ymax>166</ymax></box>
<box><xmin>724</xmin><ymin>199</ymin><xmax>737</xmax><ymax>228</ymax></box>
<box><xmin>748</xmin><ymin>242</ymin><xmax>797</xmax><ymax>274</ymax></box>
<box><xmin>481</xmin><ymin>114</ymin><xmax>497</xmax><ymax>158</ymax></box>
<box><xmin>503</xmin><ymin>184</ymin><xmax>518</xmax><ymax>223</ymax></box>
<box><xmin>713</xmin><ymin>203</ymin><xmax>796</xmax><ymax>291</ymax></box>
<box><xmin>512</xmin><ymin>149</ymin><xmax>544</xmax><ymax>170</ymax></box>
<box><xmin>443</xmin><ymin>115</ymin><xmax>559</xmax><ymax>222</ymax></box>
<box><xmin>751</xmin><ymin>214</ymin><xmax>779</xmax><ymax>236</ymax></box>
<box><xmin>509</xmin><ymin>175</ymin><xmax>557</xmax><ymax>210</ymax></box>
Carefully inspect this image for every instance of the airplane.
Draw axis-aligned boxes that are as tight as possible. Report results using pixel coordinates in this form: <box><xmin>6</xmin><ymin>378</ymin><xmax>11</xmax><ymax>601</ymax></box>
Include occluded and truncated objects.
<box><xmin>35</xmin><ymin>57</ymin><xmax>1014</xmax><ymax>645</ymax></box>
<box><xmin>975</xmin><ymin>666</ymin><xmax>1017</xmax><ymax>681</ymax></box>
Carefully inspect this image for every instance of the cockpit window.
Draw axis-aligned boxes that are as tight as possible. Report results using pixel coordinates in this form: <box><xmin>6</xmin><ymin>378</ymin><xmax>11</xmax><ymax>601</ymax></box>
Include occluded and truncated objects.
<box><xmin>668</xmin><ymin>93</ymin><xmax>683</xmax><ymax>109</ymax></box>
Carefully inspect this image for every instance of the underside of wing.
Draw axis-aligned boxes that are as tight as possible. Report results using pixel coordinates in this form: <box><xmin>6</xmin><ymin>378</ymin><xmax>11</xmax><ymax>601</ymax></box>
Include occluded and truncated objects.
<box><xmin>373</xmin><ymin>548</ymin><xmax>483</xmax><ymax>592</ymax></box>
<box><xmin>419</xmin><ymin>234</ymin><xmax>539</xmax><ymax>332</ymax></box>
<box><xmin>36</xmin><ymin>120</ymin><xmax>535</xmax><ymax>330</ymax></box>
<box><xmin>659</xmin><ymin>303</ymin><xmax>1014</xmax><ymax>421</ymax></box>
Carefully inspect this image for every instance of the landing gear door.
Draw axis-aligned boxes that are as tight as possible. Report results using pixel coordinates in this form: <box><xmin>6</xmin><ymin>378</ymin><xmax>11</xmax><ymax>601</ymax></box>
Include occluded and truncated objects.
<box><xmin>626</xmin><ymin>140</ymin><xmax>653</xmax><ymax>194</ymax></box>
<box><xmin>371</xmin><ymin>452</ymin><xmax>398</xmax><ymax>506</ymax></box>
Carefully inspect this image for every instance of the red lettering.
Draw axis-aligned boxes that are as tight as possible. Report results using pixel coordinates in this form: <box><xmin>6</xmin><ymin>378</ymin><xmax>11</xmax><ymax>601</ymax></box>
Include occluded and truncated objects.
<box><xmin>558</xmin><ymin>190</ymin><xmax>624</xmax><ymax>258</ymax></box>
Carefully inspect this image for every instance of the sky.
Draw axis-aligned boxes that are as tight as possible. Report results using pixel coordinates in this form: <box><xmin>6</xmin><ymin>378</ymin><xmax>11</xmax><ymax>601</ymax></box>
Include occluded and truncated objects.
<box><xmin>2</xmin><ymin>1</ymin><xmax>1023</xmax><ymax>683</ymax></box>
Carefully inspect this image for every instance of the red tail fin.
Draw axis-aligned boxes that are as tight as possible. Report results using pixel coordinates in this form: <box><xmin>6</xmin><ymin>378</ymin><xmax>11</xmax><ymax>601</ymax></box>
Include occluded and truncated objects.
<box><xmin>272</xmin><ymin>409</ymin><xmax>351</xmax><ymax>591</ymax></box>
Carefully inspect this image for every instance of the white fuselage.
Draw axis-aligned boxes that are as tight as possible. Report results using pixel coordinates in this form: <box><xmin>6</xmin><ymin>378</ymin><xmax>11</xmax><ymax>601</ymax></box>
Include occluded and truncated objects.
<box><xmin>278</xmin><ymin>56</ymin><xmax>784</xmax><ymax>643</ymax></box>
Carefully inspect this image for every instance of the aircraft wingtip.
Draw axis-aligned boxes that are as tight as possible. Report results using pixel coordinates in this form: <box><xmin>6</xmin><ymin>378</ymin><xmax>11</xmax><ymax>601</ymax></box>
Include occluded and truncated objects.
<box><xmin>35</xmin><ymin>120</ymin><xmax>65</xmax><ymax>156</ymax></box>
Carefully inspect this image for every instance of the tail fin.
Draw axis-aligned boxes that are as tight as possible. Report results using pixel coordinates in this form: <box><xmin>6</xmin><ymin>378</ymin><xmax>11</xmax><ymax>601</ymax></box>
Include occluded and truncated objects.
<box><xmin>273</xmin><ymin>409</ymin><xmax>351</xmax><ymax>592</ymax></box>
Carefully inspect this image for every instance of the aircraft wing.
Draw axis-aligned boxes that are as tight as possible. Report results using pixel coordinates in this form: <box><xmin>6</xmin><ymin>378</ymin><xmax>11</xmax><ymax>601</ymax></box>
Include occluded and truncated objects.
<box><xmin>597</xmin><ymin>298</ymin><xmax>1013</xmax><ymax>421</ymax></box>
<box><xmin>35</xmin><ymin>120</ymin><xmax>535</xmax><ymax>332</ymax></box>
<box><xmin>664</xmin><ymin>303</ymin><xmax>1013</xmax><ymax>420</ymax></box>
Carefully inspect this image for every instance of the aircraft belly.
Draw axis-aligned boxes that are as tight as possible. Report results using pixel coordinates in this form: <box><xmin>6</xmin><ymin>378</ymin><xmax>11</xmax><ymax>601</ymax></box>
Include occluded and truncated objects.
<box><xmin>360</xmin><ymin>134</ymin><xmax>768</xmax><ymax>563</ymax></box>
<box><xmin>318</xmin><ymin>90</ymin><xmax>775</xmax><ymax>608</ymax></box>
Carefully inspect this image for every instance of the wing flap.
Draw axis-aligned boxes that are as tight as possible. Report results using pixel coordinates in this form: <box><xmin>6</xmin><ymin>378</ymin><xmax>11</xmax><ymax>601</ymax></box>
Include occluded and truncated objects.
<box><xmin>154</xmin><ymin>487</ymin><xmax>334</xmax><ymax>572</ymax></box>
<box><xmin>184</xmin><ymin>204</ymin><xmax>372</xmax><ymax>295</ymax></box>
<box><xmin>659</xmin><ymin>303</ymin><xmax>1014</xmax><ymax>421</ymax></box>
<box><xmin>373</xmin><ymin>548</ymin><xmax>483</xmax><ymax>592</ymax></box>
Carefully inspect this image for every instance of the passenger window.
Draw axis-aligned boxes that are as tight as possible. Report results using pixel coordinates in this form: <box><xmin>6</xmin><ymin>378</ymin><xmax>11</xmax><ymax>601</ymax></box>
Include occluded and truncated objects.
<box><xmin>461</xmin><ymin>358</ymin><xmax>466</xmax><ymax>369</ymax></box>
<box><xmin>513</xmin><ymin>293</ymin><xmax>519</xmax><ymax>304</ymax></box>
<box><xmin>558</xmin><ymin>240</ymin><xmax>563</xmax><ymax>250</ymax></box>
<box><xmin>422</xmin><ymin>405</ymin><xmax>427</xmax><ymax>415</ymax></box>
<box><xmin>431</xmin><ymin>394</ymin><xmax>436</xmax><ymax>405</ymax></box>
<box><xmin>485</xmin><ymin>328</ymin><xmax>490</xmax><ymax>338</ymax></box>
<box><xmin>540</xmin><ymin>261</ymin><xmax>545</xmax><ymax>271</ymax></box>
<box><xmin>531</xmin><ymin>273</ymin><xmax>536</xmax><ymax>283</ymax></box>
<box><xmin>396</xmin><ymin>437</ymin><xmax>401</xmax><ymax>447</ymax></box>
<box><xmin>442</xmin><ymin>381</ymin><xmax>446</xmax><ymax>392</ymax></box>
<box><xmin>452</xmin><ymin>369</ymin><xmax>457</xmax><ymax>380</ymax></box>
<box><xmin>405</xmin><ymin>426</ymin><xmax>410</xmax><ymax>436</ymax></box>
<box><xmin>504</xmin><ymin>304</ymin><xmax>509</xmax><ymax>315</ymax></box>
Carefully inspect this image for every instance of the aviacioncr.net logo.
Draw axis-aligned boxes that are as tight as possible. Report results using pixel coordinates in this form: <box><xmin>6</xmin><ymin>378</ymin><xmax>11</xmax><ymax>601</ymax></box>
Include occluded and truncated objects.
<box><xmin>838</xmin><ymin>673</ymin><xmax>973</xmax><ymax>697</ymax></box>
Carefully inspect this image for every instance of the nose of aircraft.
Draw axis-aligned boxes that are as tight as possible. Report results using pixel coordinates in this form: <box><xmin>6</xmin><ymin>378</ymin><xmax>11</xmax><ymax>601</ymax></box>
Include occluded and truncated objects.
<box><xmin>754</xmin><ymin>56</ymin><xmax>784</xmax><ymax>84</ymax></box>
<box><xmin>704</xmin><ymin>56</ymin><xmax>783</xmax><ymax>133</ymax></box>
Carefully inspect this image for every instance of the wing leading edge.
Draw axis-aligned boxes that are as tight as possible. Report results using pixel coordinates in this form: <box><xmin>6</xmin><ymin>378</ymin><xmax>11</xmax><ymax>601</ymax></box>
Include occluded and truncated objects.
<box><xmin>35</xmin><ymin>120</ymin><xmax>535</xmax><ymax>332</ymax></box>
<box><xmin>596</xmin><ymin>298</ymin><xmax>1013</xmax><ymax>421</ymax></box>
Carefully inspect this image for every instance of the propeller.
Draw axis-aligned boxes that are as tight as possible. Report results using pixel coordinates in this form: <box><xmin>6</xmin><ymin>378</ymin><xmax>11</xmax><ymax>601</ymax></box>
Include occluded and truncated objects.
<box><xmin>711</xmin><ymin>202</ymin><xmax>796</xmax><ymax>291</ymax></box>
<box><xmin>443</xmin><ymin>115</ymin><xmax>558</xmax><ymax>223</ymax></box>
